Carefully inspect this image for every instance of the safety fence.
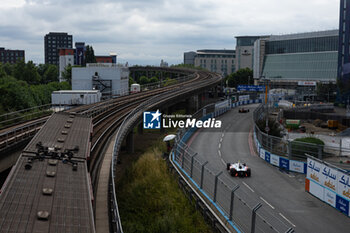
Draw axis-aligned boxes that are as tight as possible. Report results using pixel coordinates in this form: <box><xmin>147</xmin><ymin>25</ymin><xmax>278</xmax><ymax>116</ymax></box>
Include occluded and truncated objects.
<box><xmin>171</xmin><ymin>101</ymin><xmax>294</xmax><ymax>233</ymax></box>
<box><xmin>253</xmin><ymin>104</ymin><xmax>350</xmax><ymax>174</ymax></box>
<box><xmin>305</xmin><ymin>156</ymin><xmax>350</xmax><ymax>218</ymax></box>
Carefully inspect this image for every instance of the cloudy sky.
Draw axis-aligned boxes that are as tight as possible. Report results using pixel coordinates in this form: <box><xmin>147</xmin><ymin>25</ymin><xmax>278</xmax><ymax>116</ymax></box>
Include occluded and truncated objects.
<box><xmin>0</xmin><ymin>0</ymin><xmax>340</xmax><ymax>66</ymax></box>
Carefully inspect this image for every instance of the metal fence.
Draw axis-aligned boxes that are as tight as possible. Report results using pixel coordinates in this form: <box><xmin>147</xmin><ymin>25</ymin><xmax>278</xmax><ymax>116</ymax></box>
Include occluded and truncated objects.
<box><xmin>253</xmin><ymin>104</ymin><xmax>350</xmax><ymax>162</ymax></box>
<box><xmin>171</xmin><ymin>104</ymin><xmax>294</xmax><ymax>233</ymax></box>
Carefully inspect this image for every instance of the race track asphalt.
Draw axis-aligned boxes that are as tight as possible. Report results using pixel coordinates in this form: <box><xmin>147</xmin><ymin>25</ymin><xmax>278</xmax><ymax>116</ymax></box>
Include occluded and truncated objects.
<box><xmin>189</xmin><ymin>104</ymin><xmax>350</xmax><ymax>233</ymax></box>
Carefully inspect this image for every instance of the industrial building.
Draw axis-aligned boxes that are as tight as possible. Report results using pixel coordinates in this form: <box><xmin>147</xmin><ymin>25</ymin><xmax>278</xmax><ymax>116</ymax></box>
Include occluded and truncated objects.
<box><xmin>0</xmin><ymin>47</ymin><xmax>25</xmax><ymax>64</ymax></box>
<box><xmin>44</xmin><ymin>32</ymin><xmax>73</xmax><ymax>65</ymax></box>
<box><xmin>72</xmin><ymin>63</ymin><xmax>129</xmax><ymax>96</ymax></box>
<box><xmin>51</xmin><ymin>90</ymin><xmax>102</xmax><ymax>106</ymax></box>
<box><xmin>184</xmin><ymin>49</ymin><xmax>236</xmax><ymax>76</ymax></box>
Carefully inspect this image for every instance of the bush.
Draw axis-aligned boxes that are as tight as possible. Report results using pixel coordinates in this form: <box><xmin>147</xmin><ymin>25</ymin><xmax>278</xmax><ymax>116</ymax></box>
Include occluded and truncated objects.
<box><xmin>291</xmin><ymin>137</ymin><xmax>324</xmax><ymax>158</ymax></box>
<box><xmin>117</xmin><ymin>145</ymin><xmax>211</xmax><ymax>233</ymax></box>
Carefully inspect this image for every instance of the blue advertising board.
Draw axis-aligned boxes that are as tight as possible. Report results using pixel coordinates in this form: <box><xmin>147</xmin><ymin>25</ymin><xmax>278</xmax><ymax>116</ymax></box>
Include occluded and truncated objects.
<box><xmin>265</xmin><ymin>151</ymin><xmax>270</xmax><ymax>163</ymax></box>
<box><xmin>237</xmin><ymin>85</ymin><xmax>265</xmax><ymax>92</ymax></box>
<box><xmin>336</xmin><ymin>195</ymin><xmax>349</xmax><ymax>215</ymax></box>
<box><xmin>279</xmin><ymin>157</ymin><xmax>289</xmax><ymax>170</ymax></box>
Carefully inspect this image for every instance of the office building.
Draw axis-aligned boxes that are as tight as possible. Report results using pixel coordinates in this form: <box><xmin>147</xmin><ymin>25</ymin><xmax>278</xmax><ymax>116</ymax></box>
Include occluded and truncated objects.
<box><xmin>254</xmin><ymin>30</ymin><xmax>338</xmax><ymax>83</ymax></box>
<box><xmin>45</xmin><ymin>32</ymin><xmax>73</xmax><ymax>65</ymax></box>
<box><xmin>184</xmin><ymin>50</ymin><xmax>236</xmax><ymax>76</ymax></box>
<box><xmin>235</xmin><ymin>36</ymin><xmax>261</xmax><ymax>70</ymax></box>
<box><xmin>0</xmin><ymin>47</ymin><xmax>25</xmax><ymax>64</ymax></box>
<box><xmin>95</xmin><ymin>53</ymin><xmax>117</xmax><ymax>64</ymax></box>
<box><xmin>184</xmin><ymin>51</ymin><xmax>196</xmax><ymax>66</ymax></box>
<box><xmin>252</xmin><ymin>30</ymin><xmax>338</xmax><ymax>101</ymax></box>
<box><xmin>160</xmin><ymin>59</ymin><xmax>168</xmax><ymax>67</ymax></box>
<box><xmin>75</xmin><ymin>42</ymin><xmax>86</xmax><ymax>66</ymax></box>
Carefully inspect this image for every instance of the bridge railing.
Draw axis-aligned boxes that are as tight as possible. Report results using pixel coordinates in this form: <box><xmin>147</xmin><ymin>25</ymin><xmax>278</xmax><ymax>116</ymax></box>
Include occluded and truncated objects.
<box><xmin>171</xmin><ymin>101</ymin><xmax>294</xmax><ymax>233</ymax></box>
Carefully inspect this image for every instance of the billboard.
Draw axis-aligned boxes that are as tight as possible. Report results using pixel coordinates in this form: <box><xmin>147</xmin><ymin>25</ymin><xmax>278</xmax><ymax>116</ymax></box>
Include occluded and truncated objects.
<box><xmin>306</xmin><ymin>157</ymin><xmax>350</xmax><ymax>217</ymax></box>
<box><xmin>238</xmin><ymin>85</ymin><xmax>265</xmax><ymax>92</ymax></box>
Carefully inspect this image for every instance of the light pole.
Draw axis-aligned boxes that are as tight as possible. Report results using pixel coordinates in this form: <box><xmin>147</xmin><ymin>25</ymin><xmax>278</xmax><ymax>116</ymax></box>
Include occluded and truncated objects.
<box><xmin>260</xmin><ymin>75</ymin><xmax>269</xmax><ymax>135</ymax></box>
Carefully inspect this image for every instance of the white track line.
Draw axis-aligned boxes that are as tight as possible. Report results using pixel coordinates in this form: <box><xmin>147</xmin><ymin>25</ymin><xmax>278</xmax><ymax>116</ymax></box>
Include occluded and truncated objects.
<box><xmin>260</xmin><ymin>197</ymin><xmax>275</xmax><ymax>209</ymax></box>
<box><xmin>222</xmin><ymin>133</ymin><xmax>225</xmax><ymax>137</ymax></box>
<box><xmin>221</xmin><ymin>158</ymin><xmax>226</xmax><ymax>165</ymax></box>
<box><xmin>279</xmin><ymin>213</ymin><xmax>296</xmax><ymax>227</ymax></box>
<box><xmin>242</xmin><ymin>181</ymin><xmax>255</xmax><ymax>193</ymax></box>
<box><xmin>218</xmin><ymin>143</ymin><xmax>221</xmax><ymax>149</ymax></box>
<box><xmin>220</xmin><ymin>138</ymin><xmax>223</xmax><ymax>143</ymax></box>
<box><xmin>218</xmin><ymin>150</ymin><xmax>221</xmax><ymax>157</ymax></box>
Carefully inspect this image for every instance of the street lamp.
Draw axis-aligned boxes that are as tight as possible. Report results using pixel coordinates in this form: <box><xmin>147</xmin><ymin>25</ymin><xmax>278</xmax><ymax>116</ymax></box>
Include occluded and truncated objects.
<box><xmin>260</xmin><ymin>75</ymin><xmax>270</xmax><ymax>134</ymax></box>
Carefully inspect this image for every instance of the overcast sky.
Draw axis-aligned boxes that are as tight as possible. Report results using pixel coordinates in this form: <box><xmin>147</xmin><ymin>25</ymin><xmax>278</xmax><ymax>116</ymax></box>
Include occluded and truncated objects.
<box><xmin>0</xmin><ymin>0</ymin><xmax>340</xmax><ymax>66</ymax></box>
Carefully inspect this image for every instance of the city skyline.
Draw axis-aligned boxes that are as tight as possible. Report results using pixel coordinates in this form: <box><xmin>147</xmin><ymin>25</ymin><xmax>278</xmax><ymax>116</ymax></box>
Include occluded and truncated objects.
<box><xmin>1</xmin><ymin>0</ymin><xmax>339</xmax><ymax>65</ymax></box>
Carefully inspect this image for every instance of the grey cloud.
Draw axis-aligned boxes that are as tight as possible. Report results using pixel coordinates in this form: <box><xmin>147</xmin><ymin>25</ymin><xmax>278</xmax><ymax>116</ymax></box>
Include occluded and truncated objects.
<box><xmin>0</xmin><ymin>0</ymin><xmax>340</xmax><ymax>65</ymax></box>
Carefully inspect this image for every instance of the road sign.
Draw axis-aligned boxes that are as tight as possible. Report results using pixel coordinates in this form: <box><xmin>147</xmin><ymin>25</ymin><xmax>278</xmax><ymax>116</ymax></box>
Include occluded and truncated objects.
<box><xmin>237</xmin><ymin>85</ymin><xmax>265</xmax><ymax>92</ymax></box>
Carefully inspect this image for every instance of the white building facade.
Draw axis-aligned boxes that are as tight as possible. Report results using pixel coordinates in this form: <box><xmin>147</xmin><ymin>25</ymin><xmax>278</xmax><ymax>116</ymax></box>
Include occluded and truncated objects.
<box><xmin>59</xmin><ymin>48</ymin><xmax>74</xmax><ymax>82</ymax></box>
<box><xmin>72</xmin><ymin>63</ymin><xmax>129</xmax><ymax>96</ymax></box>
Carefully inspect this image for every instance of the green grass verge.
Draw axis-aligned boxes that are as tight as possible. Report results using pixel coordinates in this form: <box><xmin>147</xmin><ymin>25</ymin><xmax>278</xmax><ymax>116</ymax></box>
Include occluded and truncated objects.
<box><xmin>291</xmin><ymin>137</ymin><xmax>324</xmax><ymax>158</ymax></box>
<box><xmin>294</xmin><ymin>137</ymin><xmax>325</xmax><ymax>145</ymax></box>
<box><xmin>117</xmin><ymin>139</ymin><xmax>212</xmax><ymax>233</ymax></box>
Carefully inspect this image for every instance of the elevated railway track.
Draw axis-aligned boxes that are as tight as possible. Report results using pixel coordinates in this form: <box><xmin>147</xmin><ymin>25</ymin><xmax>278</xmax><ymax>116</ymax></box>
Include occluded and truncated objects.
<box><xmin>0</xmin><ymin>67</ymin><xmax>222</xmax><ymax>233</ymax></box>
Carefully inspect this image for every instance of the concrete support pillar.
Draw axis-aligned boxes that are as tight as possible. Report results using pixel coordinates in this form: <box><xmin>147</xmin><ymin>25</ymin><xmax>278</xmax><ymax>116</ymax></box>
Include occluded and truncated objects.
<box><xmin>198</xmin><ymin>93</ymin><xmax>204</xmax><ymax>109</ymax></box>
<box><xmin>126</xmin><ymin>131</ymin><xmax>134</xmax><ymax>154</ymax></box>
<box><xmin>138</xmin><ymin>122</ymin><xmax>143</xmax><ymax>135</ymax></box>
<box><xmin>188</xmin><ymin>95</ymin><xmax>199</xmax><ymax>112</ymax></box>
<box><xmin>213</xmin><ymin>87</ymin><xmax>218</xmax><ymax>98</ymax></box>
<box><xmin>185</xmin><ymin>99</ymin><xmax>191</xmax><ymax>114</ymax></box>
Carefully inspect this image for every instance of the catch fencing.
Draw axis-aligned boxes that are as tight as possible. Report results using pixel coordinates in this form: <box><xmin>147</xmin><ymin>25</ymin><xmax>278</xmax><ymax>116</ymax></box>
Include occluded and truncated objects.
<box><xmin>171</xmin><ymin>102</ymin><xmax>294</xmax><ymax>233</ymax></box>
<box><xmin>253</xmin><ymin>104</ymin><xmax>350</xmax><ymax>173</ymax></box>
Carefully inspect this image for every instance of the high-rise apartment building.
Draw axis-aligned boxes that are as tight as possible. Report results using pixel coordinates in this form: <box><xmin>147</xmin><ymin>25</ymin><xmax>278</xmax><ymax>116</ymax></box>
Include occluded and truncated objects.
<box><xmin>44</xmin><ymin>32</ymin><xmax>72</xmax><ymax>65</ymax></box>
<box><xmin>0</xmin><ymin>47</ymin><xmax>25</xmax><ymax>64</ymax></box>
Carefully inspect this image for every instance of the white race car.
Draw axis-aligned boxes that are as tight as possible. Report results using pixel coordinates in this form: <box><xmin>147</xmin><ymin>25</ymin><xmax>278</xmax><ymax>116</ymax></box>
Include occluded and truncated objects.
<box><xmin>226</xmin><ymin>162</ymin><xmax>251</xmax><ymax>177</ymax></box>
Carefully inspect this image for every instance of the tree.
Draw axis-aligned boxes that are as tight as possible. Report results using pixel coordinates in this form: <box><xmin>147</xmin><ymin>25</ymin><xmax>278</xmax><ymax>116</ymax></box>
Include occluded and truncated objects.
<box><xmin>61</xmin><ymin>64</ymin><xmax>72</xmax><ymax>85</ymax></box>
<box><xmin>1</xmin><ymin>62</ymin><xmax>13</xmax><ymax>76</ymax></box>
<box><xmin>43</xmin><ymin>65</ymin><xmax>58</xmax><ymax>83</ymax></box>
<box><xmin>139</xmin><ymin>76</ymin><xmax>149</xmax><ymax>85</ymax></box>
<box><xmin>0</xmin><ymin>63</ymin><xmax>6</xmax><ymax>78</ymax></box>
<box><xmin>85</xmin><ymin>45</ymin><xmax>96</xmax><ymax>64</ymax></box>
<box><xmin>149</xmin><ymin>76</ymin><xmax>159</xmax><ymax>84</ymax></box>
<box><xmin>0</xmin><ymin>76</ymin><xmax>36</xmax><ymax>112</ymax></box>
<box><xmin>129</xmin><ymin>77</ymin><xmax>135</xmax><ymax>87</ymax></box>
<box><xmin>226</xmin><ymin>68</ymin><xmax>253</xmax><ymax>88</ymax></box>
<box><xmin>12</xmin><ymin>60</ymin><xmax>41</xmax><ymax>84</ymax></box>
<box><xmin>163</xmin><ymin>77</ymin><xmax>177</xmax><ymax>87</ymax></box>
